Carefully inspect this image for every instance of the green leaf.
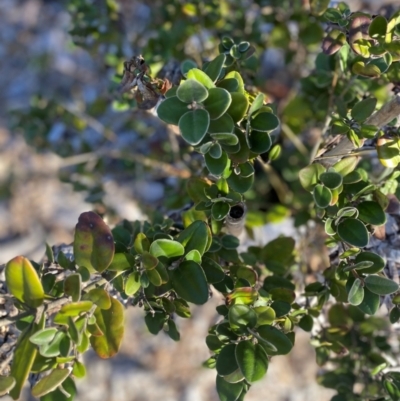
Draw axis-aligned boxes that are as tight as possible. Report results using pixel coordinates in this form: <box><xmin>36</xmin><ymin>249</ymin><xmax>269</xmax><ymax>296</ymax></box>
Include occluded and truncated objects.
<box><xmin>225</xmin><ymin>71</ymin><xmax>245</xmax><ymax>93</ymax></box>
<box><xmin>235</xmin><ymin>341</ymin><xmax>268</xmax><ymax>382</ymax></box>
<box><xmin>53</xmin><ymin>301</ymin><xmax>93</xmax><ymax>325</ymax></box>
<box><xmin>177</xmin><ymin>220</ymin><xmax>211</xmax><ymax>255</ymax></box>
<box><xmin>84</xmin><ymin>288</ymin><xmax>111</xmax><ymax>309</ymax></box>
<box><xmin>333</xmin><ymin>157</ymin><xmax>359</xmax><ymax>176</ymax></box>
<box><xmin>390</xmin><ymin>307</ymin><xmax>400</xmax><ymax>324</ymax></box>
<box><xmin>249</xmin><ymin>131</ymin><xmax>271</xmax><ymax>154</ymax></box>
<box><xmin>355</xmin><ymin>252</ymin><xmax>385</xmax><ymax>274</ymax></box>
<box><xmin>221</xmin><ymin>235</ymin><xmax>240</xmax><ymax>249</ymax></box>
<box><xmin>72</xmin><ymin>360</ymin><xmax>86</xmax><ymax>379</ymax></box>
<box><xmin>313</xmin><ymin>184</ymin><xmax>332</xmax><ymax>208</ymax></box>
<box><xmin>5</xmin><ymin>256</ymin><xmax>44</xmax><ymax>308</ymax></box>
<box><xmin>227</xmin><ymin>93</ymin><xmax>249</xmax><ymax>122</ymax></box>
<box><xmin>39</xmin><ymin>332</ymin><xmax>66</xmax><ymax>357</ymax></box>
<box><xmin>254</xmin><ymin>306</ymin><xmax>276</xmax><ymax>325</ymax></box>
<box><xmin>211</xmin><ymin>132</ymin><xmax>238</xmax><ymax>146</ymax></box>
<box><xmin>205</xmin><ymin>149</ymin><xmax>231</xmax><ymax>176</ymax></box>
<box><xmin>176</xmin><ymin>79</ymin><xmax>208</xmax><ymax>103</ymax></box>
<box><xmin>357</xmin><ymin>201</ymin><xmax>387</xmax><ymax>226</ymax></box>
<box><xmin>299</xmin><ymin>163</ymin><xmax>326</xmax><ymax>191</ymax></box>
<box><xmin>217</xmin><ymin>78</ymin><xmax>239</xmax><ymax>93</ymax></box>
<box><xmin>209</xmin><ymin>143</ymin><xmax>222</xmax><ymax>159</ymax></box>
<box><xmin>216</xmin><ymin>343</ymin><xmax>239</xmax><ymax>376</ymax></box>
<box><xmin>212</xmin><ymin>202</ymin><xmax>230</xmax><ymax>221</ymax></box>
<box><xmin>377</xmin><ymin>137</ymin><xmax>400</xmax><ymax>168</ymax></box>
<box><xmin>30</xmin><ymin>328</ymin><xmax>58</xmax><ymax>346</ymax></box>
<box><xmin>203</xmin><ymin>54</ymin><xmax>226</xmax><ymax>81</ymax></box>
<box><xmin>64</xmin><ymin>274</ymin><xmax>81</xmax><ymax>302</ymax></box>
<box><xmin>298</xmin><ymin>315</ymin><xmax>314</xmax><ymax>332</ymax></box>
<box><xmin>134</xmin><ymin>233</ymin><xmax>150</xmax><ymax>254</ymax></box>
<box><xmin>0</xmin><ymin>376</ymin><xmax>15</xmax><ymax>396</ymax></box>
<box><xmin>250</xmin><ymin>112</ymin><xmax>279</xmax><ymax>132</ymax></box>
<box><xmin>337</xmin><ymin>218</ymin><xmax>369</xmax><ymax>247</ymax></box>
<box><xmin>149</xmin><ymin>239</ymin><xmax>185</xmax><ymax>259</ymax></box>
<box><xmin>201</xmin><ymin>256</ymin><xmax>225</xmax><ymax>284</ymax></box>
<box><xmin>227</xmin><ymin>167</ymin><xmax>254</xmax><ymax>194</ymax></box>
<box><xmin>40</xmin><ymin>377</ymin><xmax>76</xmax><ymax>401</ymax></box>
<box><xmin>248</xmin><ymin>93</ymin><xmax>265</xmax><ymax>116</ymax></box>
<box><xmin>256</xmin><ymin>325</ymin><xmax>293</xmax><ymax>356</ymax></box>
<box><xmin>229</xmin><ymin>305</ymin><xmax>257</xmax><ymax>331</ymax></box>
<box><xmin>365</xmin><ymin>275</ymin><xmax>399</xmax><ymax>295</ymax></box>
<box><xmin>73</xmin><ymin>211</ymin><xmax>115</xmax><ymax>273</ymax></box>
<box><xmin>90</xmin><ymin>298</ymin><xmax>124</xmax><ymax>358</ymax></box>
<box><xmin>187</xmin><ymin>68</ymin><xmax>215</xmax><ymax>89</ymax></box>
<box><xmin>32</xmin><ymin>368</ymin><xmax>70</xmax><ymax>398</ymax></box>
<box><xmin>157</xmin><ymin>96</ymin><xmax>189</xmax><ymax>125</ymax></box>
<box><xmin>351</xmin><ymin>97</ymin><xmax>377</xmax><ymax>122</ymax></box>
<box><xmin>352</xmin><ymin>61</ymin><xmax>381</xmax><ymax>78</ymax></box>
<box><xmin>320</xmin><ymin>171</ymin><xmax>343</xmax><ymax>189</ymax></box>
<box><xmin>369</xmin><ymin>15</ymin><xmax>387</xmax><ymax>39</ymax></box>
<box><xmin>144</xmin><ymin>312</ymin><xmax>166</xmax><ymax>335</ymax></box>
<box><xmin>203</xmin><ymin>88</ymin><xmax>232</xmax><ymax>120</ymax></box>
<box><xmin>10</xmin><ymin>316</ymin><xmax>44</xmax><ymax>399</ymax></box>
<box><xmin>348</xmin><ymin>278</ymin><xmax>364</xmax><ymax>305</ymax></box>
<box><xmin>208</xmin><ymin>113</ymin><xmax>234</xmax><ymax>134</ymax></box>
<box><xmin>179</xmin><ymin>109</ymin><xmax>210</xmax><ymax>146</ymax></box>
<box><xmin>172</xmin><ymin>260</ymin><xmax>209</xmax><ymax>304</ymax></box>
<box><xmin>125</xmin><ymin>272</ymin><xmax>141</xmax><ymax>296</ymax></box>
<box><xmin>357</xmin><ymin>287</ymin><xmax>380</xmax><ymax>315</ymax></box>
<box><xmin>216</xmin><ymin>375</ymin><xmax>243</xmax><ymax>401</ymax></box>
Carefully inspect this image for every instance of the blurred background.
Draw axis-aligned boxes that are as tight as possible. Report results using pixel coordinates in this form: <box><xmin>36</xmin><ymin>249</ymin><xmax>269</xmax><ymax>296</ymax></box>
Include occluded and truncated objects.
<box><xmin>0</xmin><ymin>0</ymin><xmax>394</xmax><ymax>400</ymax></box>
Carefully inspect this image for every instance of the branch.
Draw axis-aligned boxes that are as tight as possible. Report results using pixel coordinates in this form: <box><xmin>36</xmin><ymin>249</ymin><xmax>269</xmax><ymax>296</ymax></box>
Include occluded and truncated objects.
<box><xmin>314</xmin><ymin>95</ymin><xmax>400</xmax><ymax>167</ymax></box>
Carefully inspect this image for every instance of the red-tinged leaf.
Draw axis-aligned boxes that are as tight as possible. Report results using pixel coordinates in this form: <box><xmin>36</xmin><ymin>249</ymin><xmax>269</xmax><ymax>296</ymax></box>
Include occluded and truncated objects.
<box><xmin>90</xmin><ymin>297</ymin><xmax>125</xmax><ymax>358</ymax></box>
<box><xmin>73</xmin><ymin>212</ymin><xmax>115</xmax><ymax>273</ymax></box>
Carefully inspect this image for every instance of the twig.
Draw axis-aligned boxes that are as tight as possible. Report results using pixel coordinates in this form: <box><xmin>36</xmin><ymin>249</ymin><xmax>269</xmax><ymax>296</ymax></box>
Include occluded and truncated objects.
<box><xmin>314</xmin><ymin>95</ymin><xmax>400</xmax><ymax>167</ymax></box>
<box><xmin>59</xmin><ymin>148</ymin><xmax>191</xmax><ymax>178</ymax></box>
<box><xmin>0</xmin><ymin>277</ymin><xmax>107</xmax><ymax>328</ymax></box>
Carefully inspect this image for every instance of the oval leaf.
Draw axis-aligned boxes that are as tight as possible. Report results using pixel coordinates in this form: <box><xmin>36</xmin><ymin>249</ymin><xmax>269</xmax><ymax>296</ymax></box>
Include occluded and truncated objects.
<box><xmin>227</xmin><ymin>92</ymin><xmax>249</xmax><ymax>122</ymax></box>
<box><xmin>177</xmin><ymin>79</ymin><xmax>208</xmax><ymax>103</ymax></box>
<box><xmin>216</xmin><ymin>374</ymin><xmax>243</xmax><ymax>401</ymax></box>
<box><xmin>179</xmin><ymin>109</ymin><xmax>210</xmax><ymax>146</ymax></box>
<box><xmin>203</xmin><ymin>54</ymin><xmax>226</xmax><ymax>82</ymax></box>
<box><xmin>157</xmin><ymin>96</ymin><xmax>190</xmax><ymax>125</ymax></box>
<box><xmin>172</xmin><ymin>260</ymin><xmax>209</xmax><ymax>304</ymax></box>
<box><xmin>337</xmin><ymin>218</ymin><xmax>369</xmax><ymax>247</ymax></box>
<box><xmin>5</xmin><ymin>256</ymin><xmax>44</xmax><ymax>308</ymax></box>
<box><xmin>357</xmin><ymin>201</ymin><xmax>387</xmax><ymax>226</ymax></box>
<box><xmin>217</xmin><ymin>343</ymin><xmax>239</xmax><ymax>376</ymax></box>
<box><xmin>149</xmin><ymin>239</ymin><xmax>185</xmax><ymax>259</ymax></box>
<box><xmin>250</xmin><ymin>112</ymin><xmax>279</xmax><ymax>132</ymax></box>
<box><xmin>365</xmin><ymin>275</ymin><xmax>399</xmax><ymax>295</ymax></box>
<box><xmin>203</xmin><ymin>88</ymin><xmax>232</xmax><ymax>120</ymax></box>
<box><xmin>313</xmin><ymin>184</ymin><xmax>332</xmax><ymax>208</ymax></box>
<box><xmin>187</xmin><ymin>68</ymin><xmax>215</xmax><ymax>89</ymax></box>
<box><xmin>0</xmin><ymin>376</ymin><xmax>15</xmax><ymax>396</ymax></box>
<box><xmin>235</xmin><ymin>341</ymin><xmax>268</xmax><ymax>383</ymax></box>
<box><xmin>90</xmin><ymin>297</ymin><xmax>125</xmax><ymax>358</ymax></box>
<box><xmin>256</xmin><ymin>325</ymin><xmax>293</xmax><ymax>356</ymax></box>
<box><xmin>31</xmin><ymin>368</ymin><xmax>70</xmax><ymax>398</ymax></box>
<box><xmin>348</xmin><ymin>278</ymin><xmax>364</xmax><ymax>305</ymax></box>
<box><xmin>73</xmin><ymin>212</ymin><xmax>115</xmax><ymax>273</ymax></box>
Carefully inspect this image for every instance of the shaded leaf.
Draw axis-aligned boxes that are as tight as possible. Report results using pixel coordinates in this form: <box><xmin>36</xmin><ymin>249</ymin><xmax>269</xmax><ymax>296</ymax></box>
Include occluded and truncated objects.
<box><xmin>172</xmin><ymin>261</ymin><xmax>209</xmax><ymax>305</ymax></box>
<box><xmin>235</xmin><ymin>341</ymin><xmax>268</xmax><ymax>383</ymax></box>
<box><xmin>73</xmin><ymin>212</ymin><xmax>114</xmax><ymax>273</ymax></box>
